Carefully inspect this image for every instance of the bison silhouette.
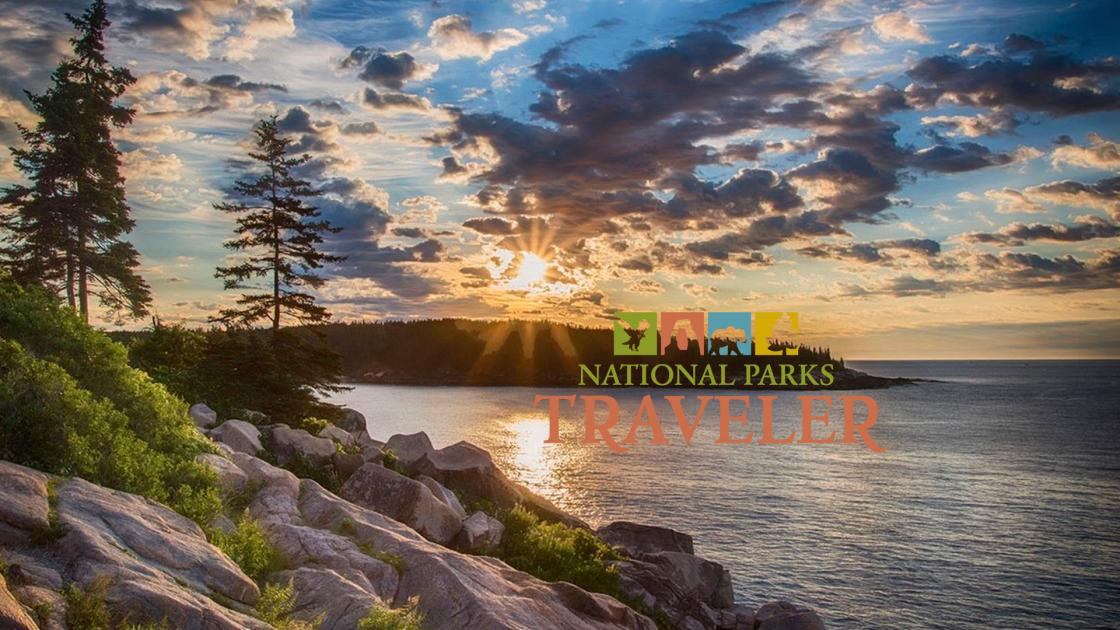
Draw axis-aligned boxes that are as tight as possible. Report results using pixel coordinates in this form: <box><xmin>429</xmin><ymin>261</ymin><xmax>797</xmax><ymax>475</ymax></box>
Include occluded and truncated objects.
<box><xmin>708</xmin><ymin>325</ymin><xmax>746</xmax><ymax>355</ymax></box>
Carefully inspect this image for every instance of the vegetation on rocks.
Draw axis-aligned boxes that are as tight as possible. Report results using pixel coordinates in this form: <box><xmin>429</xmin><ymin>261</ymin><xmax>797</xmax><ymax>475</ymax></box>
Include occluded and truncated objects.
<box><xmin>210</xmin><ymin>512</ymin><xmax>284</xmax><ymax>582</ymax></box>
<box><xmin>357</xmin><ymin>598</ymin><xmax>424</xmax><ymax>630</ymax></box>
<box><xmin>256</xmin><ymin>580</ymin><xmax>320</xmax><ymax>630</ymax></box>
<box><xmin>0</xmin><ymin>278</ymin><xmax>222</xmax><ymax>526</ymax></box>
<box><xmin>63</xmin><ymin>577</ymin><xmax>112</xmax><ymax>630</ymax></box>
<box><xmin>493</xmin><ymin>504</ymin><xmax>623</xmax><ymax>598</ymax></box>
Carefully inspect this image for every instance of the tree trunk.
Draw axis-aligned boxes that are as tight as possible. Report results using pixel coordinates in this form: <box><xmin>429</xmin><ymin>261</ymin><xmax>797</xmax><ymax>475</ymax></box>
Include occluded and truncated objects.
<box><xmin>77</xmin><ymin>256</ymin><xmax>87</xmax><ymax>320</ymax></box>
<box><xmin>66</xmin><ymin>252</ymin><xmax>76</xmax><ymax>310</ymax></box>
<box><xmin>271</xmin><ymin>164</ymin><xmax>280</xmax><ymax>341</ymax></box>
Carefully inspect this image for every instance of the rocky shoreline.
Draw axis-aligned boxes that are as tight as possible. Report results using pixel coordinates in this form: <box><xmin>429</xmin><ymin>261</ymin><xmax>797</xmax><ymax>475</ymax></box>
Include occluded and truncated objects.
<box><xmin>0</xmin><ymin>404</ymin><xmax>826</xmax><ymax>630</ymax></box>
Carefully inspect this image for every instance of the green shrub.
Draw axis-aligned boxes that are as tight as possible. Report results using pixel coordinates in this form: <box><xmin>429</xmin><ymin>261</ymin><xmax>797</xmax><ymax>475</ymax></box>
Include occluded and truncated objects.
<box><xmin>358</xmin><ymin>597</ymin><xmax>424</xmax><ymax>630</ymax></box>
<box><xmin>64</xmin><ymin>577</ymin><xmax>112</xmax><ymax>630</ymax></box>
<box><xmin>0</xmin><ymin>280</ymin><xmax>222</xmax><ymax>526</ymax></box>
<box><xmin>256</xmin><ymin>579</ymin><xmax>320</xmax><ymax>630</ymax></box>
<box><xmin>493</xmin><ymin>505</ymin><xmax>623</xmax><ymax>598</ymax></box>
<box><xmin>381</xmin><ymin>449</ymin><xmax>408</xmax><ymax>476</ymax></box>
<box><xmin>125</xmin><ymin>323</ymin><xmax>345</xmax><ymax>428</ymax></box>
<box><xmin>210</xmin><ymin>512</ymin><xmax>282</xmax><ymax>581</ymax></box>
<box><xmin>300</xmin><ymin>416</ymin><xmax>330</xmax><ymax>434</ymax></box>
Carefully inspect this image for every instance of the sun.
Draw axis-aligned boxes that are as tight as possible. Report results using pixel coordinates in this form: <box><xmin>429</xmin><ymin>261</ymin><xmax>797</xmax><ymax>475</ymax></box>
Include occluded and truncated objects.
<box><xmin>506</xmin><ymin>252</ymin><xmax>549</xmax><ymax>290</ymax></box>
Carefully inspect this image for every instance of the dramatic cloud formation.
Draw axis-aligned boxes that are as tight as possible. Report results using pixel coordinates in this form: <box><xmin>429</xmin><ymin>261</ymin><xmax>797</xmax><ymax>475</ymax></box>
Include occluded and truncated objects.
<box><xmin>0</xmin><ymin>0</ymin><xmax>1117</xmax><ymax>353</ymax></box>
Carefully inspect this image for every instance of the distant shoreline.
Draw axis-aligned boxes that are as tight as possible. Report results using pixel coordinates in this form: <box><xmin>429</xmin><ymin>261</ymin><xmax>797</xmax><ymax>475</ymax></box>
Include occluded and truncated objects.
<box><xmin>343</xmin><ymin>366</ymin><xmax>916</xmax><ymax>390</ymax></box>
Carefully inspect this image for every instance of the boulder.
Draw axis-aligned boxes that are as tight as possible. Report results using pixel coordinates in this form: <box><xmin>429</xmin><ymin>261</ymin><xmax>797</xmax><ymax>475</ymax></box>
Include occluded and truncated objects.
<box><xmin>339</xmin><ymin>463</ymin><xmax>463</xmax><ymax>544</ymax></box>
<box><xmin>753</xmin><ymin>601</ymin><xmax>826</xmax><ymax>630</ymax></box>
<box><xmin>416</xmin><ymin>475</ymin><xmax>467</xmax><ymax>520</ymax></box>
<box><xmin>262</xmin><ymin>520</ymin><xmax>398</xmax><ymax>602</ymax></box>
<box><xmin>457</xmin><ymin>511</ymin><xmax>504</xmax><ymax>552</ymax></box>
<box><xmin>270</xmin><ymin>424</ymin><xmax>337</xmax><ymax>467</ymax></box>
<box><xmin>270</xmin><ymin>566</ymin><xmax>382</xmax><ymax>630</ymax></box>
<box><xmin>336</xmin><ymin>408</ymin><xmax>367</xmax><ymax>433</ymax></box>
<box><xmin>8</xmin><ymin>584</ymin><xmax>63</xmax><ymax>630</ymax></box>
<box><xmin>230</xmin><ymin>452</ymin><xmax>300</xmax><ymax>500</ymax></box>
<box><xmin>209</xmin><ymin>420</ymin><xmax>263</xmax><ymax>455</ymax></box>
<box><xmin>0</xmin><ymin>465</ymin><xmax>270</xmax><ymax>630</ymax></box>
<box><xmin>598</xmin><ymin>521</ymin><xmax>694</xmax><ymax>555</ymax></box>
<box><xmin>0</xmin><ymin>461</ymin><xmax>50</xmax><ymax>535</ymax></box>
<box><xmin>319</xmin><ymin>425</ymin><xmax>356</xmax><ymax>449</ymax></box>
<box><xmin>55</xmin><ymin>478</ymin><xmax>261</xmax><ymax>608</ymax></box>
<box><xmin>384</xmin><ymin>432</ymin><xmax>434</xmax><ymax>470</ymax></box>
<box><xmin>0</xmin><ymin>574</ymin><xmax>36</xmax><ymax>630</ymax></box>
<box><xmin>188</xmin><ymin>403</ymin><xmax>218</xmax><ymax>429</ymax></box>
<box><xmin>195</xmin><ymin>453</ymin><xmax>249</xmax><ymax>495</ymax></box>
<box><xmin>614</xmin><ymin>550</ymin><xmax>736</xmax><ymax>628</ymax></box>
<box><xmin>237</xmin><ymin>409</ymin><xmax>269</xmax><ymax>425</ymax></box>
<box><xmin>332</xmin><ymin>451</ymin><xmax>366</xmax><ymax>480</ymax></box>
<box><xmin>0</xmin><ymin>455</ymin><xmax>662</xmax><ymax>630</ymax></box>
<box><xmin>298</xmin><ymin>480</ymin><xmax>656</xmax><ymax>630</ymax></box>
<box><xmin>413</xmin><ymin>440</ymin><xmax>583</xmax><ymax>527</ymax></box>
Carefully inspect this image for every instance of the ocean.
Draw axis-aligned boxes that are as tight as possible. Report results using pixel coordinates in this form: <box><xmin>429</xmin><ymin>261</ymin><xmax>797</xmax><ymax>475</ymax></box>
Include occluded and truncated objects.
<box><xmin>329</xmin><ymin>361</ymin><xmax>1120</xmax><ymax>629</ymax></box>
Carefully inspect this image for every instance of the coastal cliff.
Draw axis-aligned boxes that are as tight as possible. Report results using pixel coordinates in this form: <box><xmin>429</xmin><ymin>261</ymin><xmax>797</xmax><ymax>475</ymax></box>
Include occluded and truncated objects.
<box><xmin>0</xmin><ymin>405</ymin><xmax>826</xmax><ymax>630</ymax></box>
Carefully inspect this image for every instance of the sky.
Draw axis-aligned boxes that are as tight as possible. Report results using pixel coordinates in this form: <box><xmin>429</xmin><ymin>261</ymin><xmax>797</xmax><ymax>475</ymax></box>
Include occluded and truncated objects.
<box><xmin>0</xmin><ymin>0</ymin><xmax>1118</xmax><ymax>358</ymax></box>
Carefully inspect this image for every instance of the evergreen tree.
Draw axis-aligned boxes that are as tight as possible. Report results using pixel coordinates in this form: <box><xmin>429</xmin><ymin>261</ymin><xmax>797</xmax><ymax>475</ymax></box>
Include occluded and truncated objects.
<box><xmin>0</xmin><ymin>0</ymin><xmax>150</xmax><ymax>321</ymax></box>
<box><xmin>210</xmin><ymin>116</ymin><xmax>348</xmax><ymax>424</ymax></box>
<box><xmin>213</xmin><ymin>116</ymin><xmax>344</xmax><ymax>336</ymax></box>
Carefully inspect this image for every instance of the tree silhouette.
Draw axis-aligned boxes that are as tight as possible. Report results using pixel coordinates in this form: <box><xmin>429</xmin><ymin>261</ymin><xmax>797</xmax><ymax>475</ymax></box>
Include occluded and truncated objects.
<box><xmin>1</xmin><ymin>0</ymin><xmax>150</xmax><ymax>321</ymax></box>
<box><xmin>212</xmin><ymin>116</ymin><xmax>344</xmax><ymax>339</ymax></box>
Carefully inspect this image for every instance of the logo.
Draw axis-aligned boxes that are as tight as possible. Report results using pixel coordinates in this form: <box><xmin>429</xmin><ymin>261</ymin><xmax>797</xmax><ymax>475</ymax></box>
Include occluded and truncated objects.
<box><xmin>612</xmin><ymin>311</ymin><xmax>657</xmax><ymax>355</ymax></box>
<box><xmin>613</xmin><ymin>311</ymin><xmax>799</xmax><ymax>357</ymax></box>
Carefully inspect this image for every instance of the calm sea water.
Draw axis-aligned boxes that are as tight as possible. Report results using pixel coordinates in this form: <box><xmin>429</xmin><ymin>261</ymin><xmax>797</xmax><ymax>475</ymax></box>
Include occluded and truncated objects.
<box><xmin>329</xmin><ymin>361</ymin><xmax>1120</xmax><ymax>629</ymax></box>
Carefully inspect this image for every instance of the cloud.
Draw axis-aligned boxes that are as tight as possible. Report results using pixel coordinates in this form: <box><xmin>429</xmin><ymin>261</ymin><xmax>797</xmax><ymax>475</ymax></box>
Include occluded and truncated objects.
<box><xmin>981</xmin><ymin>176</ymin><xmax>1120</xmax><ymax>219</ymax></box>
<box><xmin>360</xmin><ymin>87</ymin><xmax>430</xmax><ymax>111</ymax></box>
<box><xmin>627</xmin><ymin>278</ymin><xmax>664</xmax><ymax>294</ymax></box>
<box><xmin>1026</xmin><ymin>177</ymin><xmax>1120</xmax><ymax>219</ymax></box>
<box><xmin>340</xmin><ymin>47</ymin><xmax>436</xmax><ymax>89</ymax></box>
<box><xmin>985</xmin><ymin>187</ymin><xmax>1046</xmax><ymax>213</ymax></box>
<box><xmin>512</xmin><ymin>0</ymin><xmax>547</xmax><ymax>13</ymax></box>
<box><xmin>129</xmin><ymin>71</ymin><xmax>285</xmax><ymax>117</ymax></box>
<box><xmin>842</xmin><ymin>249</ymin><xmax>1120</xmax><ymax>297</ymax></box>
<box><xmin>905</xmin><ymin>38</ymin><xmax>1120</xmax><ymax>115</ymax></box>
<box><xmin>920</xmin><ymin>109</ymin><xmax>1019</xmax><ymax>137</ymax></box>
<box><xmin>119</xmin><ymin>0</ymin><xmax>299</xmax><ymax>61</ymax></box>
<box><xmin>309</xmin><ymin>99</ymin><xmax>347</xmax><ymax>114</ymax></box>
<box><xmin>798</xmin><ymin>238</ymin><xmax>941</xmax><ymax>264</ymax></box>
<box><xmin>427</xmin><ymin>15</ymin><xmax>528</xmax><ymax>60</ymax></box>
<box><xmin>871</xmin><ymin>11</ymin><xmax>931</xmax><ymax>43</ymax></box>
<box><xmin>961</xmin><ymin>215</ymin><xmax>1120</xmax><ymax>246</ymax></box>
<box><xmin>224</xmin><ymin>5</ymin><xmax>295</xmax><ymax>60</ymax></box>
<box><xmin>1051</xmin><ymin>133</ymin><xmax>1120</xmax><ymax>170</ymax></box>
<box><xmin>787</xmin><ymin>148</ymin><xmax>898</xmax><ymax>223</ymax></box>
<box><xmin>122</xmin><ymin>147</ymin><xmax>183</xmax><ymax>181</ymax></box>
<box><xmin>908</xmin><ymin>142</ymin><xmax>1020</xmax><ymax>173</ymax></box>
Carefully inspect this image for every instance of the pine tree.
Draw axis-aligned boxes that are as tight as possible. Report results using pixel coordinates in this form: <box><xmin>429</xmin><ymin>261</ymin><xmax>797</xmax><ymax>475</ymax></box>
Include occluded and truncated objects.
<box><xmin>213</xmin><ymin>116</ymin><xmax>344</xmax><ymax>337</ymax></box>
<box><xmin>210</xmin><ymin>116</ymin><xmax>348</xmax><ymax>424</ymax></box>
<box><xmin>0</xmin><ymin>0</ymin><xmax>150</xmax><ymax>321</ymax></box>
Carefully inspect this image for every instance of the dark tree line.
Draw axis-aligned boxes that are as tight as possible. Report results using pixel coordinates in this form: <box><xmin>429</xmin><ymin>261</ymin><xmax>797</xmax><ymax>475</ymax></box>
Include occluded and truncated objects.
<box><xmin>301</xmin><ymin>319</ymin><xmax>840</xmax><ymax>386</ymax></box>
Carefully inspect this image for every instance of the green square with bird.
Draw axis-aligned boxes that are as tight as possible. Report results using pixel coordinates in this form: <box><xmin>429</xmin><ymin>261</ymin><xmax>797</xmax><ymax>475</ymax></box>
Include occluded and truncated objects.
<box><xmin>613</xmin><ymin>312</ymin><xmax>657</xmax><ymax>355</ymax></box>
